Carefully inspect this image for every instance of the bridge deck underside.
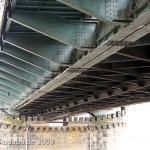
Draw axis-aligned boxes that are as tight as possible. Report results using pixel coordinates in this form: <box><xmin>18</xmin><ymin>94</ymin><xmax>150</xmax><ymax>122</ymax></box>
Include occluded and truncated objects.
<box><xmin>22</xmin><ymin>35</ymin><xmax>150</xmax><ymax>116</ymax></box>
<box><xmin>0</xmin><ymin>0</ymin><xmax>150</xmax><ymax>117</ymax></box>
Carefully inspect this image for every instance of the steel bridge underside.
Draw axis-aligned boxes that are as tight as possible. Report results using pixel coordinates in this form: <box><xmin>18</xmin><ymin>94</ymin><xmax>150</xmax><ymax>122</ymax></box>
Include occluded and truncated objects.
<box><xmin>0</xmin><ymin>0</ymin><xmax>150</xmax><ymax>118</ymax></box>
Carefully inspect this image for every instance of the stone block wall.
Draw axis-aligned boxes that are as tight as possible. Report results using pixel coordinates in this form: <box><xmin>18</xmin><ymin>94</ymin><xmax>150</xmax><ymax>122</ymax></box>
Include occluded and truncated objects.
<box><xmin>0</xmin><ymin>127</ymin><xmax>89</xmax><ymax>150</ymax></box>
<box><xmin>0</xmin><ymin>109</ymin><xmax>126</xmax><ymax>150</ymax></box>
<box><xmin>90</xmin><ymin>123</ymin><xmax>126</xmax><ymax>150</ymax></box>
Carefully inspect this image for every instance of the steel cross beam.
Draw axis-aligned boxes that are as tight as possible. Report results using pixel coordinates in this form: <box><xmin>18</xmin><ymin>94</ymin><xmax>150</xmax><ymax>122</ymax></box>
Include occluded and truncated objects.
<box><xmin>127</xmin><ymin>33</ymin><xmax>150</xmax><ymax>47</ymax></box>
<box><xmin>117</xmin><ymin>50</ymin><xmax>150</xmax><ymax>63</ymax></box>
<box><xmin>0</xmin><ymin>84</ymin><xmax>21</xmax><ymax>97</ymax></box>
<box><xmin>0</xmin><ymin>92</ymin><xmax>16</xmax><ymax>103</ymax></box>
<box><xmin>0</xmin><ymin>71</ymin><xmax>37</xmax><ymax>90</ymax></box>
<box><xmin>61</xmin><ymin>85</ymin><xmax>97</xmax><ymax>92</ymax></box>
<box><xmin>4</xmin><ymin>34</ymin><xmax>74</xmax><ymax>65</ymax></box>
<box><xmin>2</xmin><ymin>45</ymin><xmax>60</xmax><ymax>73</ymax></box>
<box><xmin>10</xmin><ymin>11</ymin><xmax>96</xmax><ymax>50</ymax></box>
<box><xmin>0</xmin><ymin>78</ymin><xmax>31</xmax><ymax>94</ymax></box>
<box><xmin>42</xmin><ymin>94</ymin><xmax>150</xmax><ymax>119</ymax></box>
<box><xmin>79</xmin><ymin>74</ymin><xmax>135</xmax><ymax>85</ymax></box>
<box><xmin>69</xmin><ymin>79</ymin><xmax>115</xmax><ymax>87</ymax></box>
<box><xmin>0</xmin><ymin>94</ymin><xmax>18</xmax><ymax>102</ymax></box>
<box><xmin>56</xmin><ymin>0</ymin><xmax>123</xmax><ymax>23</ymax></box>
<box><xmin>0</xmin><ymin>63</ymin><xmax>44</xmax><ymax>84</ymax></box>
<box><xmin>0</xmin><ymin>89</ymin><xmax>18</xmax><ymax>99</ymax></box>
<box><xmin>15</xmin><ymin>8</ymin><xmax>150</xmax><ymax>109</ymax></box>
<box><xmin>39</xmin><ymin>80</ymin><xmax>150</xmax><ymax>115</ymax></box>
<box><xmin>1</xmin><ymin>54</ymin><xmax>49</xmax><ymax>79</ymax></box>
<box><xmin>0</xmin><ymin>98</ymin><xmax>12</xmax><ymax>106</ymax></box>
<box><xmin>56</xmin><ymin>0</ymin><xmax>130</xmax><ymax>41</ymax></box>
<box><xmin>106</xmin><ymin>60</ymin><xmax>150</xmax><ymax>69</ymax></box>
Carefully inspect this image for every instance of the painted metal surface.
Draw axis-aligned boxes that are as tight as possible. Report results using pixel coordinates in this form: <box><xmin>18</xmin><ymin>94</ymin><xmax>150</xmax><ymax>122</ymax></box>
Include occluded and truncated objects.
<box><xmin>57</xmin><ymin>0</ymin><xmax>117</xmax><ymax>22</ymax></box>
<box><xmin>16</xmin><ymin>7</ymin><xmax>150</xmax><ymax>109</ymax></box>
<box><xmin>0</xmin><ymin>0</ymin><xmax>149</xmax><ymax>115</ymax></box>
<box><xmin>4</xmin><ymin>34</ymin><xmax>74</xmax><ymax>65</ymax></box>
<box><xmin>10</xmin><ymin>11</ymin><xmax>96</xmax><ymax>50</ymax></box>
<box><xmin>2</xmin><ymin>45</ymin><xmax>59</xmax><ymax>73</ymax></box>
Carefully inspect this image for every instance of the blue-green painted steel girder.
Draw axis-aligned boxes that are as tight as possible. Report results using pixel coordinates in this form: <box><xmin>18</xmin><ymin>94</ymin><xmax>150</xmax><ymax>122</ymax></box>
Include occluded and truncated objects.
<box><xmin>56</xmin><ymin>0</ymin><xmax>119</xmax><ymax>41</ymax></box>
<box><xmin>0</xmin><ymin>0</ymin><xmax>106</xmax><ymax>108</ymax></box>
<box><xmin>10</xmin><ymin>11</ymin><xmax>96</xmax><ymax>50</ymax></box>
<box><xmin>0</xmin><ymin>94</ymin><xmax>18</xmax><ymax>102</ymax></box>
<box><xmin>0</xmin><ymin>98</ymin><xmax>12</xmax><ymax>106</ymax></box>
<box><xmin>0</xmin><ymin>78</ymin><xmax>31</xmax><ymax>93</ymax></box>
<box><xmin>1</xmin><ymin>54</ymin><xmax>50</xmax><ymax>78</ymax></box>
<box><xmin>0</xmin><ymin>84</ymin><xmax>21</xmax><ymax>97</ymax></box>
<box><xmin>0</xmin><ymin>100</ymin><xmax>11</xmax><ymax>106</ymax></box>
<box><xmin>0</xmin><ymin>89</ymin><xmax>18</xmax><ymax>99</ymax></box>
<box><xmin>0</xmin><ymin>63</ymin><xmax>44</xmax><ymax>84</ymax></box>
<box><xmin>56</xmin><ymin>0</ymin><xmax>132</xmax><ymax>41</ymax></box>
<box><xmin>57</xmin><ymin>0</ymin><xmax>111</xmax><ymax>23</ymax></box>
<box><xmin>4</xmin><ymin>34</ymin><xmax>74</xmax><ymax>65</ymax></box>
<box><xmin>11</xmin><ymin>0</ymin><xmax>17</xmax><ymax>9</ymax></box>
<box><xmin>57</xmin><ymin>0</ymin><xmax>130</xmax><ymax>23</ymax></box>
<box><xmin>0</xmin><ymin>99</ymin><xmax>16</xmax><ymax>106</ymax></box>
<box><xmin>0</xmin><ymin>70</ymin><xmax>37</xmax><ymax>90</ymax></box>
<box><xmin>2</xmin><ymin>45</ymin><xmax>60</xmax><ymax>73</ymax></box>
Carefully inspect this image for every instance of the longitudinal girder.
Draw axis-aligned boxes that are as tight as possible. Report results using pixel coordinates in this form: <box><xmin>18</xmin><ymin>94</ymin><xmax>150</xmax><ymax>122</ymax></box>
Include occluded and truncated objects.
<box><xmin>0</xmin><ymin>0</ymin><xmax>150</xmax><ymax>118</ymax></box>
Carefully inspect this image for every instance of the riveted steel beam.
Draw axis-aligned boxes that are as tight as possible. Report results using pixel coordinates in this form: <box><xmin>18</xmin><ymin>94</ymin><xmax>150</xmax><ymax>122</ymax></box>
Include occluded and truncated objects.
<box><xmin>1</xmin><ymin>54</ymin><xmax>49</xmax><ymax>78</ymax></box>
<box><xmin>0</xmin><ymin>63</ymin><xmax>44</xmax><ymax>84</ymax></box>
<box><xmin>79</xmin><ymin>74</ymin><xmax>125</xmax><ymax>83</ymax></box>
<box><xmin>4</xmin><ymin>34</ymin><xmax>74</xmax><ymax>65</ymax></box>
<box><xmin>92</xmin><ymin>64</ymin><xmax>150</xmax><ymax>79</ymax></box>
<box><xmin>0</xmin><ymin>78</ymin><xmax>31</xmax><ymax>94</ymax></box>
<box><xmin>106</xmin><ymin>60</ymin><xmax>150</xmax><ymax>69</ymax></box>
<box><xmin>61</xmin><ymin>85</ymin><xmax>95</xmax><ymax>92</ymax></box>
<box><xmin>0</xmin><ymin>98</ymin><xmax>12</xmax><ymax>106</ymax></box>
<box><xmin>16</xmin><ymin>8</ymin><xmax>150</xmax><ymax>109</ymax></box>
<box><xmin>0</xmin><ymin>84</ymin><xmax>21</xmax><ymax>97</ymax></box>
<box><xmin>53</xmin><ymin>89</ymin><xmax>84</xmax><ymax>96</ymax></box>
<box><xmin>40</xmin><ymin>80</ymin><xmax>150</xmax><ymax>114</ymax></box>
<box><xmin>0</xmin><ymin>97</ymin><xmax>17</xmax><ymax>106</ymax></box>
<box><xmin>117</xmin><ymin>50</ymin><xmax>150</xmax><ymax>63</ymax></box>
<box><xmin>0</xmin><ymin>89</ymin><xmax>18</xmax><ymax>99</ymax></box>
<box><xmin>2</xmin><ymin>45</ymin><xmax>60</xmax><ymax>73</ymax></box>
<box><xmin>0</xmin><ymin>71</ymin><xmax>37</xmax><ymax>90</ymax></box>
<box><xmin>127</xmin><ymin>33</ymin><xmax>150</xmax><ymax>47</ymax></box>
<box><xmin>38</xmin><ymin>95</ymin><xmax>150</xmax><ymax>118</ymax></box>
<box><xmin>56</xmin><ymin>0</ymin><xmax>131</xmax><ymax>41</ymax></box>
<box><xmin>10</xmin><ymin>11</ymin><xmax>96</xmax><ymax>50</ymax></box>
<box><xmin>0</xmin><ymin>93</ymin><xmax>18</xmax><ymax>102</ymax></box>
<box><xmin>56</xmin><ymin>0</ymin><xmax>119</xmax><ymax>23</ymax></box>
